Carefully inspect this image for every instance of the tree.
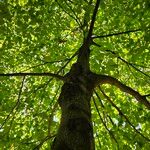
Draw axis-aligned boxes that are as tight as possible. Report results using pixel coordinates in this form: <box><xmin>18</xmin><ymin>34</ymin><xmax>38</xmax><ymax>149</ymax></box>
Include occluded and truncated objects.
<box><xmin>0</xmin><ymin>0</ymin><xmax>150</xmax><ymax>149</ymax></box>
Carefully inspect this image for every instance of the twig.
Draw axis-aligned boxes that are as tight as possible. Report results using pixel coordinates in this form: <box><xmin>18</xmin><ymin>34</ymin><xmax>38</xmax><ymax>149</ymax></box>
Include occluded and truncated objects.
<box><xmin>105</xmin><ymin>49</ymin><xmax>150</xmax><ymax>78</ymax></box>
<box><xmin>64</xmin><ymin>0</ymin><xmax>82</xmax><ymax>27</ymax></box>
<box><xmin>93</xmin><ymin>96</ymin><xmax>119</xmax><ymax>146</ymax></box>
<box><xmin>59</xmin><ymin>50</ymin><xmax>79</xmax><ymax>73</ymax></box>
<box><xmin>92</xmin><ymin>42</ymin><xmax>150</xmax><ymax>78</ymax></box>
<box><xmin>55</xmin><ymin>0</ymin><xmax>81</xmax><ymax>27</ymax></box>
<box><xmin>21</xmin><ymin>58</ymin><xmax>69</xmax><ymax>72</ymax></box>
<box><xmin>94</xmin><ymin>90</ymin><xmax>115</xmax><ymax>126</ymax></box>
<box><xmin>0</xmin><ymin>76</ymin><xmax>25</xmax><ymax>129</ymax></box>
<box><xmin>33</xmin><ymin>135</ymin><xmax>56</xmax><ymax>150</ymax></box>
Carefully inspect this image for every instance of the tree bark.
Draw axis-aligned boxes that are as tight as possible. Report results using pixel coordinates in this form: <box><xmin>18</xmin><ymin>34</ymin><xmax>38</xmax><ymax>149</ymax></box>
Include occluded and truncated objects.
<box><xmin>52</xmin><ymin>64</ymin><xmax>95</xmax><ymax>150</ymax></box>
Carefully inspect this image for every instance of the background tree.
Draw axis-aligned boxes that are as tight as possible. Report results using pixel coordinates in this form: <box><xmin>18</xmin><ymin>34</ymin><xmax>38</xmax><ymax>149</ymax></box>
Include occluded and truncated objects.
<box><xmin>0</xmin><ymin>0</ymin><xmax>150</xmax><ymax>149</ymax></box>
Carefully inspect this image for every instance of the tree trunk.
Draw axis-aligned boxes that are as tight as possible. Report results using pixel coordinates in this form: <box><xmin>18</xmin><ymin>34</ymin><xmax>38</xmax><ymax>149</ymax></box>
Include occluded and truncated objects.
<box><xmin>52</xmin><ymin>63</ymin><xmax>95</xmax><ymax>150</ymax></box>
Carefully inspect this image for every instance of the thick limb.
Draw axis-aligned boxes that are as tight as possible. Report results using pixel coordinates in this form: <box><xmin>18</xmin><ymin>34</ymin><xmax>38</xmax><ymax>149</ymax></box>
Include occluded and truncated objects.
<box><xmin>89</xmin><ymin>73</ymin><xmax>150</xmax><ymax>109</ymax></box>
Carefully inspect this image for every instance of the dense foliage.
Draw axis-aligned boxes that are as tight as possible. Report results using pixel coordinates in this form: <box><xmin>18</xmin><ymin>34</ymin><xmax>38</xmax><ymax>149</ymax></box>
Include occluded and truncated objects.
<box><xmin>0</xmin><ymin>0</ymin><xmax>150</xmax><ymax>149</ymax></box>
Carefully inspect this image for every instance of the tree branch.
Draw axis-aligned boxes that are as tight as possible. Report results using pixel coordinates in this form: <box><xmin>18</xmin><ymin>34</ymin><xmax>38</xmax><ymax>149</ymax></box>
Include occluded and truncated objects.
<box><xmin>33</xmin><ymin>135</ymin><xmax>56</xmax><ymax>150</ymax></box>
<box><xmin>90</xmin><ymin>44</ymin><xmax>150</xmax><ymax>78</ymax></box>
<box><xmin>76</xmin><ymin>0</ymin><xmax>101</xmax><ymax>71</ymax></box>
<box><xmin>93</xmin><ymin>96</ymin><xmax>119</xmax><ymax>146</ymax></box>
<box><xmin>99</xmin><ymin>87</ymin><xmax>150</xmax><ymax>141</ymax></box>
<box><xmin>64</xmin><ymin>0</ymin><xmax>82</xmax><ymax>26</ymax></box>
<box><xmin>105</xmin><ymin>49</ymin><xmax>150</xmax><ymax>78</ymax></box>
<box><xmin>91</xmin><ymin>73</ymin><xmax>150</xmax><ymax>109</ymax></box>
<box><xmin>56</xmin><ymin>0</ymin><xmax>81</xmax><ymax>27</ymax></box>
<box><xmin>94</xmin><ymin>90</ymin><xmax>115</xmax><ymax>126</ymax></box>
<box><xmin>21</xmin><ymin>58</ymin><xmax>69</xmax><ymax>72</ymax></box>
<box><xmin>0</xmin><ymin>72</ymin><xmax>64</xmax><ymax>81</ymax></box>
<box><xmin>0</xmin><ymin>76</ymin><xmax>25</xmax><ymax>129</ymax></box>
<box><xmin>87</xmin><ymin>0</ymin><xmax>101</xmax><ymax>39</ymax></box>
<box><xmin>92</xmin><ymin>28</ymin><xmax>143</xmax><ymax>39</ymax></box>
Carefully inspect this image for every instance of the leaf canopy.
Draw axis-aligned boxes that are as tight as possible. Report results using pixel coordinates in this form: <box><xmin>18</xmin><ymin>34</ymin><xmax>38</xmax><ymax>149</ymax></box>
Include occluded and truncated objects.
<box><xmin>0</xmin><ymin>0</ymin><xmax>150</xmax><ymax>149</ymax></box>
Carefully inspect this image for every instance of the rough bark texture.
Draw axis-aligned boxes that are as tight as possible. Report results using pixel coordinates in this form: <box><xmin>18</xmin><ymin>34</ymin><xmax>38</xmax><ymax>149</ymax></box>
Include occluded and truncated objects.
<box><xmin>52</xmin><ymin>63</ymin><xmax>95</xmax><ymax>150</ymax></box>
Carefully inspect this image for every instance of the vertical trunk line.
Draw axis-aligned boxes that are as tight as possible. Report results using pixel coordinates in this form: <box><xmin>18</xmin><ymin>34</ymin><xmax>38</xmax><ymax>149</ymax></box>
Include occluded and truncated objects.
<box><xmin>52</xmin><ymin>75</ymin><xmax>95</xmax><ymax>150</ymax></box>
